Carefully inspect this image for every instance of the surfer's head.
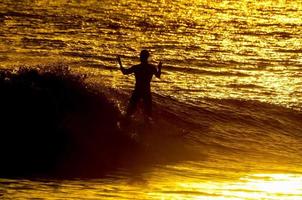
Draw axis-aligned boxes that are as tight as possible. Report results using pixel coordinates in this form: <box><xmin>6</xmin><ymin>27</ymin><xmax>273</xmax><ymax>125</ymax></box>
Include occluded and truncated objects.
<box><xmin>140</xmin><ymin>50</ymin><xmax>149</xmax><ymax>63</ymax></box>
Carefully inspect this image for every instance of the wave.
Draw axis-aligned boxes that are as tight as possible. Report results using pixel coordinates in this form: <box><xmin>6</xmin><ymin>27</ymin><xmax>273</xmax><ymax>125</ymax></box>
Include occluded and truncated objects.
<box><xmin>105</xmin><ymin>85</ymin><xmax>302</xmax><ymax>163</ymax></box>
<box><xmin>0</xmin><ymin>66</ymin><xmax>195</xmax><ymax>178</ymax></box>
<box><xmin>151</xmin><ymin>95</ymin><xmax>302</xmax><ymax>162</ymax></box>
<box><xmin>1</xmin><ymin>65</ymin><xmax>301</xmax><ymax>178</ymax></box>
<box><xmin>0</xmin><ymin>66</ymin><xmax>140</xmax><ymax>178</ymax></box>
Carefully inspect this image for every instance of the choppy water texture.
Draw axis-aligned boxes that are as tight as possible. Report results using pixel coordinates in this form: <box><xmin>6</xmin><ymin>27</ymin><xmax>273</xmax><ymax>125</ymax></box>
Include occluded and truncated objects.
<box><xmin>1</xmin><ymin>0</ymin><xmax>302</xmax><ymax>199</ymax></box>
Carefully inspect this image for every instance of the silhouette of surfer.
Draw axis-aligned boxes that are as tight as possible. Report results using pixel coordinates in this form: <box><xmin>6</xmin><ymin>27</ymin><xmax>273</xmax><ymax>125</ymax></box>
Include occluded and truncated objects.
<box><xmin>117</xmin><ymin>50</ymin><xmax>162</xmax><ymax>122</ymax></box>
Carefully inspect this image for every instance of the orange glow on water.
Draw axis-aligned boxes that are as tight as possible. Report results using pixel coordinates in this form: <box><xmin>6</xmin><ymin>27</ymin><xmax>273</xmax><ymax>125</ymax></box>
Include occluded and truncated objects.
<box><xmin>2</xmin><ymin>171</ymin><xmax>302</xmax><ymax>199</ymax></box>
<box><xmin>1</xmin><ymin>0</ymin><xmax>302</xmax><ymax>199</ymax></box>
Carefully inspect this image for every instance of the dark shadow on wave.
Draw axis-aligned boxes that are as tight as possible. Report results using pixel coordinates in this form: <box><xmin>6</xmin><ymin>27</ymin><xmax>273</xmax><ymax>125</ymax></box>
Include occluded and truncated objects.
<box><xmin>0</xmin><ymin>66</ymin><xmax>199</xmax><ymax>179</ymax></box>
<box><xmin>0</xmin><ymin>66</ymin><xmax>144</xmax><ymax>178</ymax></box>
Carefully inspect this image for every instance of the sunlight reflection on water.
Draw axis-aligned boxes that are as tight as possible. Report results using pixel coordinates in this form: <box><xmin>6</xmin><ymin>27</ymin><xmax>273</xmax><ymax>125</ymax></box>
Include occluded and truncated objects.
<box><xmin>0</xmin><ymin>0</ymin><xmax>302</xmax><ymax>199</ymax></box>
<box><xmin>1</xmin><ymin>171</ymin><xmax>302</xmax><ymax>199</ymax></box>
<box><xmin>1</xmin><ymin>0</ymin><xmax>302</xmax><ymax>109</ymax></box>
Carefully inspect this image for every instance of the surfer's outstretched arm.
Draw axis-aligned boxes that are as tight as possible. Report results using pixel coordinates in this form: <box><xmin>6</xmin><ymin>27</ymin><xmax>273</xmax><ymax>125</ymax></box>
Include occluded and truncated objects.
<box><xmin>155</xmin><ymin>61</ymin><xmax>162</xmax><ymax>78</ymax></box>
<box><xmin>117</xmin><ymin>55</ymin><xmax>134</xmax><ymax>75</ymax></box>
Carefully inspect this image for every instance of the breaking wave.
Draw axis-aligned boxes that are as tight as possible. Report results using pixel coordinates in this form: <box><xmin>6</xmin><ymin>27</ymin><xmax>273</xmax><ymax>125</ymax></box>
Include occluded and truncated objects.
<box><xmin>0</xmin><ymin>66</ymin><xmax>301</xmax><ymax>178</ymax></box>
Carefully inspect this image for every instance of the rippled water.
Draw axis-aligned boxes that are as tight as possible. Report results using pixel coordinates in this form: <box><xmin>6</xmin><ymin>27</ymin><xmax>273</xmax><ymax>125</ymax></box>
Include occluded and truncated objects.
<box><xmin>1</xmin><ymin>0</ymin><xmax>302</xmax><ymax>109</ymax></box>
<box><xmin>1</xmin><ymin>0</ymin><xmax>302</xmax><ymax>199</ymax></box>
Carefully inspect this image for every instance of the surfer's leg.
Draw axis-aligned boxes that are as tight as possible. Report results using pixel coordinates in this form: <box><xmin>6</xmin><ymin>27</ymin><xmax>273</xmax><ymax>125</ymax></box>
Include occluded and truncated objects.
<box><xmin>125</xmin><ymin>91</ymin><xmax>139</xmax><ymax>118</ymax></box>
<box><xmin>143</xmin><ymin>92</ymin><xmax>152</xmax><ymax>121</ymax></box>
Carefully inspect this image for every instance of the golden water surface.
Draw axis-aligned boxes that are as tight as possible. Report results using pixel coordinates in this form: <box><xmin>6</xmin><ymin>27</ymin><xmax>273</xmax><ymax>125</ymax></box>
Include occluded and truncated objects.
<box><xmin>0</xmin><ymin>0</ymin><xmax>302</xmax><ymax>199</ymax></box>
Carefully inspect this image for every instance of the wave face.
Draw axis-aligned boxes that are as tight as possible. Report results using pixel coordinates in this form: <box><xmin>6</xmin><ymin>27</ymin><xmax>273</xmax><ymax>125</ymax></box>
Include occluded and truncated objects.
<box><xmin>102</xmin><ymin>85</ymin><xmax>302</xmax><ymax>170</ymax></box>
<box><xmin>0</xmin><ymin>68</ymin><xmax>147</xmax><ymax>177</ymax></box>
<box><xmin>2</xmin><ymin>67</ymin><xmax>301</xmax><ymax>179</ymax></box>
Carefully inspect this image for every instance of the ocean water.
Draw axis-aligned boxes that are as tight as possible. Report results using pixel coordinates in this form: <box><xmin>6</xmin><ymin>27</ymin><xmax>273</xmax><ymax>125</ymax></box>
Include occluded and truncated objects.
<box><xmin>1</xmin><ymin>0</ymin><xmax>302</xmax><ymax>199</ymax></box>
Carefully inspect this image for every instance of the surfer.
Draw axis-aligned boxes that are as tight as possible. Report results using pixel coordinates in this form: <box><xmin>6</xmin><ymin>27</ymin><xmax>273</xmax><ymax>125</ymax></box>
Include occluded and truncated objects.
<box><xmin>117</xmin><ymin>50</ymin><xmax>162</xmax><ymax>122</ymax></box>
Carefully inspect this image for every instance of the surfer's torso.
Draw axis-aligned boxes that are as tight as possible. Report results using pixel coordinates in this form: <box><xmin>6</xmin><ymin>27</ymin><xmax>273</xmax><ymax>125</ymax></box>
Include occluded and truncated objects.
<box><xmin>131</xmin><ymin>63</ymin><xmax>157</xmax><ymax>93</ymax></box>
